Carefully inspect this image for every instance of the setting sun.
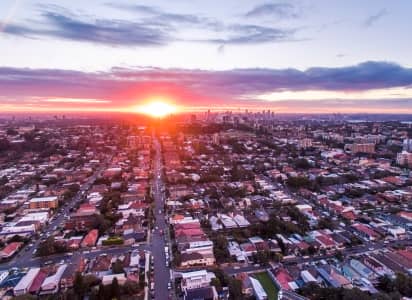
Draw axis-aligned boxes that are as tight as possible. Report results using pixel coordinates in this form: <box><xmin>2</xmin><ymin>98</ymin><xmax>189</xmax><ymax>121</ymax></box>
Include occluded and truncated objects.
<box><xmin>135</xmin><ymin>100</ymin><xmax>177</xmax><ymax>118</ymax></box>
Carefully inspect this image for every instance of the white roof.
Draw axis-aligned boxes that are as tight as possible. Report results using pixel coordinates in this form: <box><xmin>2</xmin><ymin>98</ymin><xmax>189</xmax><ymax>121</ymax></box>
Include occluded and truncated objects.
<box><xmin>130</xmin><ymin>250</ymin><xmax>140</xmax><ymax>267</ymax></box>
<box><xmin>250</xmin><ymin>277</ymin><xmax>267</xmax><ymax>299</ymax></box>
<box><xmin>250</xmin><ymin>236</ymin><xmax>265</xmax><ymax>243</ymax></box>
<box><xmin>102</xmin><ymin>274</ymin><xmax>126</xmax><ymax>285</ymax></box>
<box><xmin>219</xmin><ymin>214</ymin><xmax>237</xmax><ymax>228</ymax></box>
<box><xmin>19</xmin><ymin>212</ymin><xmax>49</xmax><ymax>222</ymax></box>
<box><xmin>301</xmin><ymin>270</ymin><xmax>317</xmax><ymax>283</ymax></box>
<box><xmin>233</xmin><ymin>215</ymin><xmax>250</xmax><ymax>227</ymax></box>
<box><xmin>182</xmin><ymin>270</ymin><xmax>207</xmax><ymax>279</ymax></box>
<box><xmin>14</xmin><ymin>268</ymin><xmax>40</xmax><ymax>292</ymax></box>
<box><xmin>296</xmin><ymin>204</ymin><xmax>312</xmax><ymax>211</ymax></box>
<box><xmin>29</xmin><ymin>196</ymin><xmax>58</xmax><ymax>203</ymax></box>
<box><xmin>41</xmin><ymin>265</ymin><xmax>67</xmax><ymax>290</ymax></box>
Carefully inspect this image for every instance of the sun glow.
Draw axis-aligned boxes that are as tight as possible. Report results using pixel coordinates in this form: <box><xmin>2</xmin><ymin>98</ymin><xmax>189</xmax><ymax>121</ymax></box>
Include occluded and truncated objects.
<box><xmin>135</xmin><ymin>100</ymin><xmax>177</xmax><ymax>118</ymax></box>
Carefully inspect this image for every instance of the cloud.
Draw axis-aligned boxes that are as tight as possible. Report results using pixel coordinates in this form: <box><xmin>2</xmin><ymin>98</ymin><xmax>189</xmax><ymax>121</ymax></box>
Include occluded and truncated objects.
<box><xmin>364</xmin><ymin>8</ymin><xmax>388</xmax><ymax>27</ymax></box>
<box><xmin>1</xmin><ymin>10</ymin><xmax>171</xmax><ymax>46</ymax></box>
<box><xmin>43</xmin><ymin>98</ymin><xmax>111</xmax><ymax>103</ymax></box>
<box><xmin>106</xmin><ymin>2</ymin><xmax>222</xmax><ymax>29</ymax></box>
<box><xmin>1</xmin><ymin>4</ymin><xmax>297</xmax><ymax>47</ymax></box>
<box><xmin>1</xmin><ymin>61</ymin><xmax>411</xmax><ymax>112</ymax></box>
<box><xmin>105</xmin><ymin>3</ymin><xmax>159</xmax><ymax>15</ymax></box>
<box><xmin>205</xmin><ymin>24</ymin><xmax>295</xmax><ymax>44</ymax></box>
<box><xmin>245</xmin><ymin>2</ymin><xmax>299</xmax><ymax>19</ymax></box>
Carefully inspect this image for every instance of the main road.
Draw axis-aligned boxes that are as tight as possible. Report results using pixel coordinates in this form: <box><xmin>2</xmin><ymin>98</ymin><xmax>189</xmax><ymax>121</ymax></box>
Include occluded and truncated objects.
<box><xmin>151</xmin><ymin>135</ymin><xmax>172</xmax><ymax>300</ymax></box>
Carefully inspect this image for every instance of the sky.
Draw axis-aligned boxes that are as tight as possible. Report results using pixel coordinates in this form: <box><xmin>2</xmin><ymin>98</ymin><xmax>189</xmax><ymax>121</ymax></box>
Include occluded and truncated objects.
<box><xmin>0</xmin><ymin>0</ymin><xmax>412</xmax><ymax>113</ymax></box>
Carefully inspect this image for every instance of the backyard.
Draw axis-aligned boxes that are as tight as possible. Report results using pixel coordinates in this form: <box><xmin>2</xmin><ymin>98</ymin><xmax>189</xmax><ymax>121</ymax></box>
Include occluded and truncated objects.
<box><xmin>254</xmin><ymin>271</ymin><xmax>279</xmax><ymax>300</ymax></box>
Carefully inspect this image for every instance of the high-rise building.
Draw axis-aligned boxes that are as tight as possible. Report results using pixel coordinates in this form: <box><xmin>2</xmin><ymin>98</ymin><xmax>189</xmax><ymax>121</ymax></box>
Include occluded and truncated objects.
<box><xmin>403</xmin><ymin>139</ymin><xmax>412</xmax><ymax>152</ymax></box>
<box><xmin>298</xmin><ymin>138</ymin><xmax>313</xmax><ymax>149</ymax></box>
<box><xmin>29</xmin><ymin>196</ymin><xmax>59</xmax><ymax>209</ymax></box>
<box><xmin>212</xmin><ymin>133</ymin><xmax>220</xmax><ymax>145</ymax></box>
<box><xmin>351</xmin><ymin>143</ymin><xmax>375</xmax><ymax>154</ymax></box>
<box><xmin>397</xmin><ymin>151</ymin><xmax>412</xmax><ymax>167</ymax></box>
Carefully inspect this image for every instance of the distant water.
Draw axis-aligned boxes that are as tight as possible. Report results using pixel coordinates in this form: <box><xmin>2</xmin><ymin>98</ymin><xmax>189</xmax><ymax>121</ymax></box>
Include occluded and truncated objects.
<box><xmin>347</xmin><ymin>120</ymin><xmax>367</xmax><ymax>123</ymax></box>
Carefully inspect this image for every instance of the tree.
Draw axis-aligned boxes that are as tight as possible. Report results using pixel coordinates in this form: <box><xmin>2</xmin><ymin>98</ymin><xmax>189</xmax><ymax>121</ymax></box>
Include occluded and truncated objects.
<box><xmin>211</xmin><ymin>277</ymin><xmax>222</xmax><ymax>292</ymax></box>
<box><xmin>378</xmin><ymin>275</ymin><xmax>395</xmax><ymax>293</ymax></box>
<box><xmin>342</xmin><ymin>288</ymin><xmax>372</xmax><ymax>300</ymax></box>
<box><xmin>123</xmin><ymin>280</ymin><xmax>140</xmax><ymax>296</ymax></box>
<box><xmin>111</xmin><ymin>277</ymin><xmax>121</xmax><ymax>300</ymax></box>
<box><xmin>253</xmin><ymin>251</ymin><xmax>271</xmax><ymax>265</ymax></box>
<box><xmin>111</xmin><ymin>259</ymin><xmax>125</xmax><ymax>274</ymax></box>
<box><xmin>97</xmin><ymin>283</ymin><xmax>106</xmax><ymax>300</ymax></box>
<box><xmin>318</xmin><ymin>217</ymin><xmax>336</xmax><ymax>230</ymax></box>
<box><xmin>37</xmin><ymin>237</ymin><xmax>57</xmax><ymax>256</ymax></box>
<box><xmin>286</xmin><ymin>176</ymin><xmax>312</xmax><ymax>189</ymax></box>
<box><xmin>0</xmin><ymin>138</ymin><xmax>11</xmax><ymax>152</ymax></box>
<box><xmin>37</xmin><ymin>236</ymin><xmax>68</xmax><ymax>256</ymax></box>
<box><xmin>73</xmin><ymin>272</ymin><xmax>85</xmax><ymax>299</ymax></box>
<box><xmin>295</xmin><ymin>158</ymin><xmax>311</xmax><ymax>169</ymax></box>
<box><xmin>394</xmin><ymin>272</ymin><xmax>412</xmax><ymax>297</ymax></box>
<box><xmin>95</xmin><ymin>214</ymin><xmax>112</xmax><ymax>235</ymax></box>
<box><xmin>287</xmin><ymin>206</ymin><xmax>310</xmax><ymax>232</ymax></box>
<box><xmin>228</xmin><ymin>278</ymin><xmax>243</xmax><ymax>300</ymax></box>
<box><xmin>335</xmin><ymin>250</ymin><xmax>344</xmax><ymax>261</ymax></box>
<box><xmin>8</xmin><ymin>235</ymin><xmax>26</xmax><ymax>243</ymax></box>
<box><xmin>0</xmin><ymin>176</ymin><xmax>8</xmax><ymax>185</ymax></box>
<box><xmin>213</xmin><ymin>234</ymin><xmax>230</xmax><ymax>263</ymax></box>
<box><xmin>299</xmin><ymin>283</ymin><xmax>372</xmax><ymax>300</ymax></box>
<box><xmin>6</xmin><ymin>128</ymin><xmax>18</xmax><ymax>136</ymax></box>
<box><xmin>83</xmin><ymin>274</ymin><xmax>100</xmax><ymax>290</ymax></box>
<box><xmin>12</xmin><ymin>295</ymin><xmax>37</xmax><ymax>300</ymax></box>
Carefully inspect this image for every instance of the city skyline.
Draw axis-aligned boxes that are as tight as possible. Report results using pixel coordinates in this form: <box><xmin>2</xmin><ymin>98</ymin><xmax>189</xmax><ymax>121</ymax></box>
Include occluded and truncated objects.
<box><xmin>1</xmin><ymin>0</ymin><xmax>412</xmax><ymax>113</ymax></box>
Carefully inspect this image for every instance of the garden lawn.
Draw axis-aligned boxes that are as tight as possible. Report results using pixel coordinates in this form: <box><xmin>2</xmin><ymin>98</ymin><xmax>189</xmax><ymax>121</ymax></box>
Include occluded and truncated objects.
<box><xmin>254</xmin><ymin>272</ymin><xmax>279</xmax><ymax>300</ymax></box>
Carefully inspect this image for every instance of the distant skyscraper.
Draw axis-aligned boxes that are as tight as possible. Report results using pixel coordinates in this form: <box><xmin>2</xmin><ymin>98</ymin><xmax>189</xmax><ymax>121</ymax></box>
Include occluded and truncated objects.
<box><xmin>403</xmin><ymin>139</ymin><xmax>412</xmax><ymax>152</ymax></box>
<box><xmin>212</xmin><ymin>133</ymin><xmax>220</xmax><ymax>145</ymax></box>
<box><xmin>397</xmin><ymin>151</ymin><xmax>412</xmax><ymax>167</ymax></box>
<box><xmin>299</xmin><ymin>138</ymin><xmax>313</xmax><ymax>149</ymax></box>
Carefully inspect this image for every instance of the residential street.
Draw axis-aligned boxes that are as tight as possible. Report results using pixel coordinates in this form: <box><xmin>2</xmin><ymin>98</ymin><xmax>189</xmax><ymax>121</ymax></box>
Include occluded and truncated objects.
<box><xmin>150</xmin><ymin>135</ymin><xmax>172</xmax><ymax>300</ymax></box>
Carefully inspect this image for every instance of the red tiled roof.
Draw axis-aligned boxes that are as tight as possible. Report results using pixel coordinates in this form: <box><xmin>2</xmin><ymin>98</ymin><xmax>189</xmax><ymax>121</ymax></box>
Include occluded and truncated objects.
<box><xmin>29</xmin><ymin>270</ymin><xmax>48</xmax><ymax>293</ymax></box>
<box><xmin>0</xmin><ymin>242</ymin><xmax>22</xmax><ymax>256</ymax></box>
<box><xmin>352</xmin><ymin>223</ymin><xmax>380</xmax><ymax>238</ymax></box>
<box><xmin>130</xmin><ymin>201</ymin><xmax>147</xmax><ymax>209</ymax></box>
<box><xmin>174</xmin><ymin>222</ymin><xmax>201</xmax><ymax>230</ymax></box>
<box><xmin>175</xmin><ymin>228</ymin><xmax>204</xmax><ymax>238</ymax></box>
<box><xmin>316</xmin><ymin>235</ymin><xmax>335</xmax><ymax>247</ymax></box>
<box><xmin>398</xmin><ymin>211</ymin><xmax>412</xmax><ymax>221</ymax></box>
<box><xmin>81</xmin><ymin>229</ymin><xmax>99</xmax><ymax>247</ymax></box>
<box><xmin>240</xmin><ymin>243</ymin><xmax>256</xmax><ymax>252</ymax></box>
<box><xmin>79</xmin><ymin>203</ymin><xmax>95</xmax><ymax>209</ymax></box>
<box><xmin>296</xmin><ymin>241</ymin><xmax>310</xmax><ymax>250</ymax></box>
<box><xmin>341</xmin><ymin>210</ymin><xmax>356</xmax><ymax>220</ymax></box>
<box><xmin>67</xmin><ymin>238</ymin><xmax>82</xmax><ymax>249</ymax></box>
<box><xmin>274</xmin><ymin>269</ymin><xmax>293</xmax><ymax>290</ymax></box>
<box><xmin>397</xmin><ymin>249</ymin><xmax>412</xmax><ymax>261</ymax></box>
